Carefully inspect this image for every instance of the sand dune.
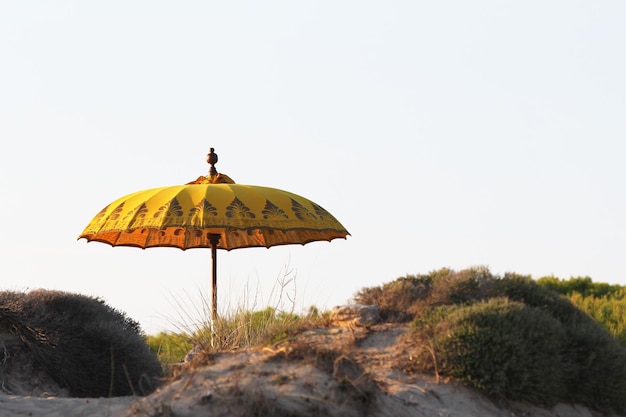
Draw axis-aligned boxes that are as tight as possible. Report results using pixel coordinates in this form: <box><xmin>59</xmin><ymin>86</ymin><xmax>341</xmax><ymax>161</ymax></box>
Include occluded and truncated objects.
<box><xmin>0</xmin><ymin>324</ymin><xmax>607</xmax><ymax>417</ymax></box>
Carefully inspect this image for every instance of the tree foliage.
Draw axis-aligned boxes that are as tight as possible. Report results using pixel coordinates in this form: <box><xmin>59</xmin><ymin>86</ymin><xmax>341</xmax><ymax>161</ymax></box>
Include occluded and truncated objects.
<box><xmin>536</xmin><ymin>276</ymin><xmax>626</xmax><ymax>345</ymax></box>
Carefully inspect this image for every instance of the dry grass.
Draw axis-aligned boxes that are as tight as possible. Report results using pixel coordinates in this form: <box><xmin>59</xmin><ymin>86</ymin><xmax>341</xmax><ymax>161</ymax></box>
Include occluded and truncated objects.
<box><xmin>150</xmin><ymin>265</ymin><xmax>334</xmax><ymax>373</ymax></box>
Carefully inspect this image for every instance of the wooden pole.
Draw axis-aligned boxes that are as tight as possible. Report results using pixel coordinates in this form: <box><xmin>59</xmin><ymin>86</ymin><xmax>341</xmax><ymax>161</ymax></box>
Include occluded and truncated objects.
<box><xmin>209</xmin><ymin>233</ymin><xmax>221</xmax><ymax>347</ymax></box>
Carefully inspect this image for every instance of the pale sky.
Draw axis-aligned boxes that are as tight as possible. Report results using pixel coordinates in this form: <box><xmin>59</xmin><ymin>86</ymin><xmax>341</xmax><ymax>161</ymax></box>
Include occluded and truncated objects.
<box><xmin>1</xmin><ymin>2</ymin><xmax>625</xmax><ymax>335</ymax></box>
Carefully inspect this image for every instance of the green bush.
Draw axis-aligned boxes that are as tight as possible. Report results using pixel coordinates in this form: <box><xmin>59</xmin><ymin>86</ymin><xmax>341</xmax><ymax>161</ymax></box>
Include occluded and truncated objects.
<box><xmin>383</xmin><ymin>268</ymin><xmax>626</xmax><ymax>414</ymax></box>
<box><xmin>426</xmin><ymin>298</ymin><xmax>566</xmax><ymax>406</ymax></box>
<box><xmin>496</xmin><ymin>273</ymin><xmax>591</xmax><ymax>326</ymax></box>
<box><xmin>147</xmin><ymin>331</ymin><xmax>194</xmax><ymax>367</ymax></box>
<box><xmin>498</xmin><ymin>273</ymin><xmax>626</xmax><ymax>411</ymax></box>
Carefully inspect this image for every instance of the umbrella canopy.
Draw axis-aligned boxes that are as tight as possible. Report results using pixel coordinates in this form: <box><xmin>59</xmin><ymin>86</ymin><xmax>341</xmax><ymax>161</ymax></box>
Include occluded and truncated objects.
<box><xmin>79</xmin><ymin>148</ymin><xmax>349</xmax><ymax>335</ymax></box>
<box><xmin>79</xmin><ymin>183</ymin><xmax>348</xmax><ymax>250</ymax></box>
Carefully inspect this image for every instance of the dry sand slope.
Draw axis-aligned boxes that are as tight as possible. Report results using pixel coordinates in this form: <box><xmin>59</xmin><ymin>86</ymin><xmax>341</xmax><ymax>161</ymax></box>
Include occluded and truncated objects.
<box><xmin>0</xmin><ymin>324</ymin><xmax>609</xmax><ymax>417</ymax></box>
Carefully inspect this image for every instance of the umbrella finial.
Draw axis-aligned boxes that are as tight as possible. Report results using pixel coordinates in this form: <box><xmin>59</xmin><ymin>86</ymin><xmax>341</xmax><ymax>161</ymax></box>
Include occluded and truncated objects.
<box><xmin>207</xmin><ymin>148</ymin><xmax>218</xmax><ymax>177</ymax></box>
<box><xmin>190</xmin><ymin>148</ymin><xmax>235</xmax><ymax>184</ymax></box>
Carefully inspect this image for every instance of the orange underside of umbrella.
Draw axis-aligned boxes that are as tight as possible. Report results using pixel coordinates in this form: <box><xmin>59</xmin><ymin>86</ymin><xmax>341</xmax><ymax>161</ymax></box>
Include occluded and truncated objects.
<box><xmin>82</xmin><ymin>227</ymin><xmax>346</xmax><ymax>251</ymax></box>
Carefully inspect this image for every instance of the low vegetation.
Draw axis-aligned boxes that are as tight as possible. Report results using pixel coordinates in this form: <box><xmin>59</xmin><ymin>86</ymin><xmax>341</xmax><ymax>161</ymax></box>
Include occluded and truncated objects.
<box><xmin>148</xmin><ymin>266</ymin><xmax>626</xmax><ymax>415</ymax></box>
<box><xmin>354</xmin><ymin>267</ymin><xmax>626</xmax><ymax>414</ymax></box>
<box><xmin>147</xmin><ymin>306</ymin><xmax>331</xmax><ymax>370</ymax></box>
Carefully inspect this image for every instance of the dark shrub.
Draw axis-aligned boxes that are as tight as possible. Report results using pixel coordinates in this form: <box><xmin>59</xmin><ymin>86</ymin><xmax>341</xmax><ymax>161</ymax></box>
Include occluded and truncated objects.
<box><xmin>0</xmin><ymin>289</ymin><xmax>163</xmax><ymax>397</ymax></box>
<box><xmin>353</xmin><ymin>274</ymin><xmax>433</xmax><ymax>322</ymax></box>
<box><xmin>426</xmin><ymin>266</ymin><xmax>498</xmax><ymax>306</ymax></box>
<box><xmin>354</xmin><ymin>266</ymin><xmax>499</xmax><ymax>322</ymax></box>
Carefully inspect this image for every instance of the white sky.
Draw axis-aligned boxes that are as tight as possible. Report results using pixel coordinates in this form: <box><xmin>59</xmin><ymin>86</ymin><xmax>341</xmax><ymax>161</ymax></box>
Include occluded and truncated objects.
<box><xmin>1</xmin><ymin>2</ymin><xmax>625</xmax><ymax>335</ymax></box>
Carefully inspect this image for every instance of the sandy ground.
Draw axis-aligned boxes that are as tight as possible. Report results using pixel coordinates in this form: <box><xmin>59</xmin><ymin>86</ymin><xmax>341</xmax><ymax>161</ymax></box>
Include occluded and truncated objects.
<box><xmin>0</xmin><ymin>324</ymin><xmax>613</xmax><ymax>417</ymax></box>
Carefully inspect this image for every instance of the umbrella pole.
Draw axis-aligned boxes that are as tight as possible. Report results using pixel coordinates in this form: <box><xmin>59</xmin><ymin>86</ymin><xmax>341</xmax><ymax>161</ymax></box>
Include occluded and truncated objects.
<box><xmin>209</xmin><ymin>234</ymin><xmax>221</xmax><ymax>347</ymax></box>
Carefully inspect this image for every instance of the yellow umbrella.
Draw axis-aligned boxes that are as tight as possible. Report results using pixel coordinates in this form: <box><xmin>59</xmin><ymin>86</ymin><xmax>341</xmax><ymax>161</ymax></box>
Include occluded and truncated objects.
<box><xmin>79</xmin><ymin>148</ymin><xmax>349</xmax><ymax>329</ymax></box>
